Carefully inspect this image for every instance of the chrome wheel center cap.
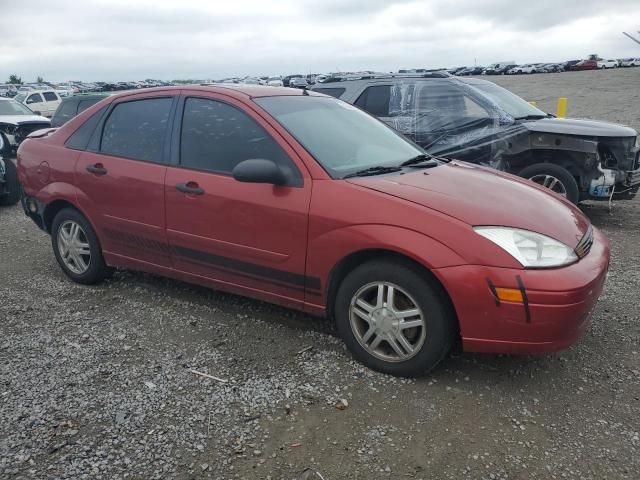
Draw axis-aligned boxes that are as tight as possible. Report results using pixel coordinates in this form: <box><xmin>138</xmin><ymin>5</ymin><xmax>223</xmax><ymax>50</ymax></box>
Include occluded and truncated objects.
<box><xmin>372</xmin><ymin>308</ymin><xmax>398</xmax><ymax>334</ymax></box>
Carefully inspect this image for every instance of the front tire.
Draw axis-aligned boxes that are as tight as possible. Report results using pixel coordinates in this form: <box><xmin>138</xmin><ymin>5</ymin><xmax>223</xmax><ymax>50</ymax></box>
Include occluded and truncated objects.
<box><xmin>518</xmin><ymin>163</ymin><xmax>580</xmax><ymax>204</ymax></box>
<box><xmin>51</xmin><ymin>208</ymin><xmax>112</xmax><ymax>284</ymax></box>
<box><xmin>335</xmin><ymin>259</ymin><xmax>457</xmax><ymax>377</ymax></box>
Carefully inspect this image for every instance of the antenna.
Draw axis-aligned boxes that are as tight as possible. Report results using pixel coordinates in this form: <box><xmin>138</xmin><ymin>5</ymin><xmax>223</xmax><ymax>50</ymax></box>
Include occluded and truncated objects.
<box><xmin>623</xmin><ymin>31</ymin><xmax>640</xmax><ymax>45</ymax></box>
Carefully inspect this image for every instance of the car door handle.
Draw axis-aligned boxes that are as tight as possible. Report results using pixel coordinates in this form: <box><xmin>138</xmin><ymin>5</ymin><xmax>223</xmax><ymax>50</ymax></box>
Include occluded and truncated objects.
<box><xmin>176</xmin><ymin>182</ymin><xmax>205</xmax><ymax>195</ymax></box>
<box><xmin>86</xmin><ymin>163</ymin><xmax>107</xmax><ymax>176</ymax></box>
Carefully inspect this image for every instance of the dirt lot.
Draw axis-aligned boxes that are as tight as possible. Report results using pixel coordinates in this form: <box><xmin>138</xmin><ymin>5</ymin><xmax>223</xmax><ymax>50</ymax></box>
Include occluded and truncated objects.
<box><xmin>1</xmin><ymin>68</ymin><xmax>639</xmax><ymax>480</ymax></box>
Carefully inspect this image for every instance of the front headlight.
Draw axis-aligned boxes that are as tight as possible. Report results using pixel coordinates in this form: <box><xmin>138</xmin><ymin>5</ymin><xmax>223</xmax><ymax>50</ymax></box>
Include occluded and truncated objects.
<box><xmin>474</xmin><ymin>227</ymin><xmax>578</xmax><ymax>268</ymax></box>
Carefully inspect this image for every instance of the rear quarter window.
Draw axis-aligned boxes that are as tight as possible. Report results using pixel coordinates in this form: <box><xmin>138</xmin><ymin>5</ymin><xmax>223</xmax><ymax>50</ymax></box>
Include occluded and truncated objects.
<box><xmin>65</xmin><ymin>105</ymin><xmax>108</xmax><ymax>150</ymax></box>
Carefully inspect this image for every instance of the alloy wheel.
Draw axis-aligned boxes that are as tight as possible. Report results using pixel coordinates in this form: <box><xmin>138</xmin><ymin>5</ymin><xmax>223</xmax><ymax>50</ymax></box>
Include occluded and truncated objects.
<box><xmin>57</xmin><ymin>220</ymin><xmax>91</xmax><ymax>274</ymax></box>
<box><xmin>529</xmin><ymin>174</ymin><xmax>568</xmax><ymax>197</ymax></box>
<box><xmin>349</xmin><ymin>282</ymin><xmax>426</xmax><ymax>362</ymax></box>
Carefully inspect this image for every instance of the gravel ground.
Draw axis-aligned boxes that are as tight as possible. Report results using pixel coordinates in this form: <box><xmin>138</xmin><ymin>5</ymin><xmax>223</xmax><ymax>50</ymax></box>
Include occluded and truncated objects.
<box><xmin>1</xmin><ymin>68</ymin><xmax>639</xmax><ymax>479</ymax></box>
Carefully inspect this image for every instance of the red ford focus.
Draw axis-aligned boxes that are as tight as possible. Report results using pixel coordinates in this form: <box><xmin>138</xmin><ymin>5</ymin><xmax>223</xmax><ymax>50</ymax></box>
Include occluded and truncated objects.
<box><xmin>17</xmin><ymin>85</ymin><xmax>609</xmax><ymax>377</ymax></box>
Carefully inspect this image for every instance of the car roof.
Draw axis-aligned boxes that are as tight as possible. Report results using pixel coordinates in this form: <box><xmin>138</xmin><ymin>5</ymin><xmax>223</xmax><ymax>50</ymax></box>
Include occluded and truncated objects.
<box><xmin>458</xmin><ymin>77</ymin><xmax>493</xmax><ymax>86</ymax></box>
<box><xmin>106</xmin><ymin>84</ymin><xmax>315</xmax><ymax>100</ymax></box>
<box><xmin>18</xmin><ymin>89</ymin><xmax>57</xmax><ymax>94</ymax></box>
<box><xmin>60</xmin><ymin>93</ymin><xmax>115</xmax><ymax>102</ymax></box>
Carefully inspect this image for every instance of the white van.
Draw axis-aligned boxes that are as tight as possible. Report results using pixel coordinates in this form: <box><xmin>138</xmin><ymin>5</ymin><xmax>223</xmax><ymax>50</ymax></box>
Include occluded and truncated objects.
<box><xmin>13</xmin><ymin>90</ymin><xmax>62</xmax><ymax>117</ymax></box>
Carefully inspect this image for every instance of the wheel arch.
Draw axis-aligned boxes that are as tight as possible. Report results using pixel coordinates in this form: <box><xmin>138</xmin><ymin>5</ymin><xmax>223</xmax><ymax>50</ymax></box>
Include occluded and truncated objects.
<box><xmin>43</xmin><ymin>198</ymin><xmax>89</xmax><ymax>233</ymax></box>
<box><xmin>325</xmin><ymin>248</ymin><xmax>459</xmax><ymax>334</ymax></box>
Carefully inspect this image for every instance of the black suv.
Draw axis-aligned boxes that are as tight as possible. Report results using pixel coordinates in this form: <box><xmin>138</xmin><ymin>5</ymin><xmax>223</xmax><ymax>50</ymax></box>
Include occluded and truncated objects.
<box><xmin>312</xmin><ymin>73</ymin><xmax>640</xmax><ymax>203</ymax></box>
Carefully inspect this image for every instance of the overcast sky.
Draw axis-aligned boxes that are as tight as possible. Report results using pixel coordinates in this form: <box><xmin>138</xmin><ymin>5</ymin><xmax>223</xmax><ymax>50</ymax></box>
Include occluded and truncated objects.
<box><xmin>1</xmin><ymin>0</ymin><xmax>640</xmax><ymax>82</ymax></box>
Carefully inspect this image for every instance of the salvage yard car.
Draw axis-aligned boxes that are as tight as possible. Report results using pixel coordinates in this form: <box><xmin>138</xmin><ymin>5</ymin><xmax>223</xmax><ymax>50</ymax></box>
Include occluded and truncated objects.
<box><xmin>0</xmin><ymin>97</ymin><xmax>51</xmax><ymax>157</ymax></box>
<box><xmin>597</xmin><ymin>59</ymin><xmax>619</xmax><ymax>69</ymax></box>
<box><xmin>312</xmin><ymin>73</ymin><xmax>640</xmax><ymax>203</ymax></box>
<box><xmin>13</xmin><ymin>90</ymin><xmax>62</xmax><ymax>117</ymax></box>
<box><xmin>18</xmin><ymin>85</ymin><xmax>610</xmax><ymax>377</ymax></box>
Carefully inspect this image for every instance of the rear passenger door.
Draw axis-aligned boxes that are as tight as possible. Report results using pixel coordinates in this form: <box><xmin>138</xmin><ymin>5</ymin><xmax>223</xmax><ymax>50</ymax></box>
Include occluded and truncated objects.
<box><xmin>75</xmin><ymin>94</ymin><xmax>178</xmax><ymax>267</ymax></box>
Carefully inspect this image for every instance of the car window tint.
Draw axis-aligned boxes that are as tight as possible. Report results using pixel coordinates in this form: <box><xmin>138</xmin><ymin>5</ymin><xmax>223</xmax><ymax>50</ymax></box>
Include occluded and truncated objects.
<box><xmin>26</xmin><ymin>94</ymin><xmax>43</xmax><ymax>104</ymax></box>
<box><xmin>100</xmin><ymin>98</ymin><xmax>172</xmax><ymax>163</ymax></box>
<box><xmin>43</xmin><ymin>92</ymin><xmax>58</xmax><ymax>102</ymax></box>
<box><xmin>354</xmin><ymin>85</ymin><xmax>391</xmax><ymax>116</ymax></box>
<box><xmin>180</xmin><ymin>97</ymin><xmax>299</xmax><ymax>179</ymax></box>
<box><xmin>66</xmin><ymin>105</ymin><xmax>108</xmax><ymax>150</ymax></box>
<box><xmin>313</xmin><ymin>88</ymin><xmax>345</xmax><ymax>98</ymax></box>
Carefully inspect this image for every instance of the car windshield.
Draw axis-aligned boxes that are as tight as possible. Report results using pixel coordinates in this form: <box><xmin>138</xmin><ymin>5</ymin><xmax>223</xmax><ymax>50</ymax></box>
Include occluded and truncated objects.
<box><xmin>14</xmin><ymin>94</ymin><xmax>27</xmax><ymax>103</ymax></box>
<box><xmin>0</xmin><ymin>99</ymin><xmax>34</xmax><ymax>115</ymax></box>
<box><xmin>255</xmin><ymin>95</ymin><xmax>424</xmax><ymax>178</ymax></box>
<box><xmin>468</xmin><ymin>81</ymin><xmax>547</xmax><ymax>119</ymax></box>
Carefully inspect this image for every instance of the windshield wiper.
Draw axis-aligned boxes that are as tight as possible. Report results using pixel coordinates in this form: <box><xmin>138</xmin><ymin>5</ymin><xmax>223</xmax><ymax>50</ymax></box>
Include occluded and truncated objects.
<box><xmin>513</xmin><ymin>114</ymin><xmax>548</xmax><ymax>120</ymax></box>
<box><xmin>400</xmin><ymin>153</ymin><xmax>440</xmax><ymax>167</ymax></box>
<box><xmin>343</xmin><ymin>165</ymin><xmax>402</xmax><ymax>179</ymax></box>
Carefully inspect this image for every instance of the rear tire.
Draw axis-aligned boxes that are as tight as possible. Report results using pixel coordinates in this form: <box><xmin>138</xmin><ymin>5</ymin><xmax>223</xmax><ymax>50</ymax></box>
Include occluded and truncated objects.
<box><xmin>518</xmin><ymin>163</ymin><xmax>580</xmax><ymax>204</ymax></box>
<box><xmin>51</xmin><ymin>208</ymin><xmax>113</xmax><ymax>284</ymax></box>
<box><xmin>0</xmin><ymin>157</ymin><xmax>20</xmax><ymax>207</ymax></box>
<box><xmin>334</xmin><ymin>259</ymin><xmax>457</xmax><ymax>377</ymax></box>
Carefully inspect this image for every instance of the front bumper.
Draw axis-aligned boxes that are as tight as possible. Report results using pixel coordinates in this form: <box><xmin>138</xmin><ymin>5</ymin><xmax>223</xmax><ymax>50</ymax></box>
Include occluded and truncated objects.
<box><xmin>435</xmin><ymin>227</ymin><xmax>610</xmax><ymax>354</ymax></box>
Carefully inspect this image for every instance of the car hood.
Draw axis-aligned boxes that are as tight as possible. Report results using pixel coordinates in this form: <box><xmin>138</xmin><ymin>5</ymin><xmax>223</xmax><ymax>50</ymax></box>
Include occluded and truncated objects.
<box><xmin>347</xmin><ymin>161</ymin><xmax>590</xmax><ymax>248</ymax></box>
<box><xmin>522</xmin><ymin>117</ymin><xmax>637</xmax><ymax>138</ymax></box>
<box><xmin>0</xmin><ymin>114</ymin><xmax>51</xmax><ymax>125</ymax></box>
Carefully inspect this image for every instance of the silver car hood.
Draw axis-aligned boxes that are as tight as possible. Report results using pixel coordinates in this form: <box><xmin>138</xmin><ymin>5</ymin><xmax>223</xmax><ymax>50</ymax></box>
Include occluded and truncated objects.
<box><xmin>0</xmin><ymin>114</ymin><xmax>51</xmax><ymax>125</ymax></box>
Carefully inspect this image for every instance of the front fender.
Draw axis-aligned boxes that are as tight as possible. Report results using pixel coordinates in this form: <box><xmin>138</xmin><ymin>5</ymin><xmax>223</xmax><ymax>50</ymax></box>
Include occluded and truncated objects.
<box><xmin>306</xmin><ymin>223</ymin><xmax>467</xmax><ymax>307</ymax></box>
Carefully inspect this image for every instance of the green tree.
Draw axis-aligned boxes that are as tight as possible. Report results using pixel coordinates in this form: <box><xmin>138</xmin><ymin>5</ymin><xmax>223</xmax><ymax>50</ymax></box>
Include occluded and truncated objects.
<box><xmin>36</xmin><ymin>76</ymin><xmax>44</xmax><ymax>83</ymax></box>
<box><xmin>8</xmin><ymin>74</ymin><xmax>22</xmax><ymax>85</ymax></box>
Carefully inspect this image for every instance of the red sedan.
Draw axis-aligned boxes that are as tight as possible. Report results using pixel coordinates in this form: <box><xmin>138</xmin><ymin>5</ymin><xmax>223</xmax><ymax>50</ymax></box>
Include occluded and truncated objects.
<box><xmin>17</xmin><ymin>86</ymin><xmax>609</xmax><ymax>377</ymax></box>
<box><xmin>570</xmin><ymin>60</ymin><xmax>598</xmax><ymax>71</ymax></box>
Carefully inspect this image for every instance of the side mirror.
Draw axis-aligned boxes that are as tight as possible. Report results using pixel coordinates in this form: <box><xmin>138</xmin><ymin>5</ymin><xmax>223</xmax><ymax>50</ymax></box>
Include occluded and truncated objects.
<box><xmin>233</xmin><ymin>159</ymin><xmax>286</xmax><ymax>185</ymax></box>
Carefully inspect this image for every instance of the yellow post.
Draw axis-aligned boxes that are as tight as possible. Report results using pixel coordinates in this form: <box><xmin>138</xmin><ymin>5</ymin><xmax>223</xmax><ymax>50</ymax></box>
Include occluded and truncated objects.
<box><xmin>556</xmin><ymin>97</ymin><xmax>568</xmax><ymax>118</ymax></box>
<box><xmin>528</xmin><ymin>101</ymin><xmax>537</xmax><ymax>107</ymax></box>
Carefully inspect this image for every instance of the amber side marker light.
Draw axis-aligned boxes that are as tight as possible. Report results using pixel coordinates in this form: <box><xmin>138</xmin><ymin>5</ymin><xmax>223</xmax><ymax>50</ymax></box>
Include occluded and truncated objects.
<box><xmin>495</xmin><ymin>287</ymin><xmax>524</xmax><ymax>303</ymax></box>
<box><xmin>487</xmin><ymin>277</ymin><xmax>532</xmax><ymax>323</ymax></box>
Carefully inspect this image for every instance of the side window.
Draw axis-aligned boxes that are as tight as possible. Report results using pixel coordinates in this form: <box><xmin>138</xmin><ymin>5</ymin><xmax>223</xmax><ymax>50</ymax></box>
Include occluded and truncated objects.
<box><xmin>26</xmin><ymin>93</ymin><xmax>43</xmax><ymax>104</ymax></box>
<box><xmin>412</xmin><ymin>83</ymin><xmax>490</xmax><ymax>131</ymax></box>
<box><xmin>313</xmin><ymin>88</ymin><xmax>345</xmax><ymax>98</ymax></box>
<box><xmin>180</xmin><ymin>97</ymin><xmax>301</xmax><ymax>183</ymax></box>
<box><xmin>43</xmin><ymin>92</ymin><xmax>58</xmax><ymax>102</ymax></box>
<box><xmin>354</xmin><ymin>85</ymin><xmax>391</xmax><ymax>116</ymax></box>
<box><xmin>100</xmin><ymin>97</ymin><xmax>172</xmax><ymax>163</ymax></box>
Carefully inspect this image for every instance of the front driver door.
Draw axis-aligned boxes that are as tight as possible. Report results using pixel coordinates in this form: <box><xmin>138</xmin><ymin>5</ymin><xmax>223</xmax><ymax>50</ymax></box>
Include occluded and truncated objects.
<box><xmin>164</xmin><ymin>94</ymin><xmax>313</xmax><ymax>306</ymax></box>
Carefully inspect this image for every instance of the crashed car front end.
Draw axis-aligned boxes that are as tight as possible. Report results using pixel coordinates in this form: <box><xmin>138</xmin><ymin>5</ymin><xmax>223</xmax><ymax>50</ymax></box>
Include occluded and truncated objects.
<box><xmin>0</xmin><ymin>120</ymin><xmax>52</xmax><ymax>156</ymax></box>
<box><xmin>593</xmin><ymin>136</ymin><xmax>640</xmax><ymax>198</ymax></box>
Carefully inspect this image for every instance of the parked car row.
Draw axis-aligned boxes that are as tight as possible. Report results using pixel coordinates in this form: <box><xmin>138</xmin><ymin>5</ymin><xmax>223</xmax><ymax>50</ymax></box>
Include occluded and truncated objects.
<box><xmin>440</xmin><ymin>56</ymin><xmax>640</xmax><ymax>76</ymax></box>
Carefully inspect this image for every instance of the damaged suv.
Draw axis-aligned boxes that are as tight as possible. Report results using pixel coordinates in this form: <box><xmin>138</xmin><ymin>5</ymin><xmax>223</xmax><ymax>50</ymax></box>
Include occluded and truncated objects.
<box><xmin>312</xmin><ymin>73</ymin><xmax>640</xmax><ymax>203</ymax></box>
